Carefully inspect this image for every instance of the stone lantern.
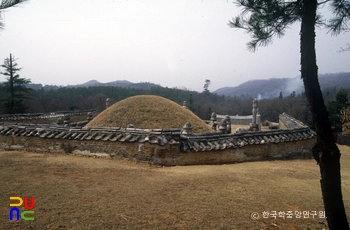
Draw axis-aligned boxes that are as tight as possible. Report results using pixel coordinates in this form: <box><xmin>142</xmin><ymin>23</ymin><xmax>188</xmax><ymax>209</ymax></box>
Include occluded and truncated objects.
<box><xmin>182</xmin><ymin>122</ymin><xmax>193</xmax><ymax>135</ymax></box>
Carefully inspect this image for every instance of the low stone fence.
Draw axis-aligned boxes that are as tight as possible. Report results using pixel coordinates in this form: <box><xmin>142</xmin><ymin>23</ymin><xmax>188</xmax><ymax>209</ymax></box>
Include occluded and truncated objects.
<box><xmin>216</xmin><ymin>114</ymin><xmax>257</xmax><ymax>126</ymax></box>
<box><xmin>279</xmin><ymin>113</ymin><xmax>308</xmax><ymax>130</ymax></box>
<box><xmin>0</xmin><ymin>110</ymin><xmax>96</xmax><ymax>124</ymax></box>
<box><xmin>0</xmin><ymin>117</ymin><xmax>316</xmax><ymax>165</ymax></box>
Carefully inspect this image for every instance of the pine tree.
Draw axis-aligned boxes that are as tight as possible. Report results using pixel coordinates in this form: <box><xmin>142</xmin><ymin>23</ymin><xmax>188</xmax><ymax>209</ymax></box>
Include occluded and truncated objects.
<box><xmin>229</xmin><ymin>0</ymin><xmax>350</xmax><ymax>229</ymax></box>
<box><xmin>0</xmin><ymin>0</ymin><xmax>28</xmax><ymax>29</ymax></box>
<box><xmin>0</xmin><ymin>54</ymin><xmax>31</xmax><ymax>114</ymax></box>
<box><xmin>327</xmin><ymin>89</ymin><xmax>349</xmax><ymax>132</ymax></box>
<box><xmin>203</xmin><ymin>79</ymin><xmax>211</xmax><ymax>92</ymax></box>
<box><xmin>341</xmin><ymin>100</ymin><xmax>350</xmax><ymax>135</ymax></box>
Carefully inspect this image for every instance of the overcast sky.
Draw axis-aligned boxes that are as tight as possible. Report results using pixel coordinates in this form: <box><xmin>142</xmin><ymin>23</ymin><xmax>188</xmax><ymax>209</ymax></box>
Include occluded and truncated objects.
<box><xmin>0</xmin><ymin>0</ymin><xmax>349</xmax><ymax>92</ymax></box>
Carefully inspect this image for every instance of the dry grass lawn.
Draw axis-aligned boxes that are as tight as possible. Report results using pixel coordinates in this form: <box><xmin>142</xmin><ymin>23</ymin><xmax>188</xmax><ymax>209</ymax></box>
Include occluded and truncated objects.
<box><xmin>1</xmin><ymin>145</ymin><xmax>350</xmax><ymax>230</ymax></box>
<box><xmin>86</xmin><ymin>95</ymin><xmax>213</xmax><ymax>133</ymax></box>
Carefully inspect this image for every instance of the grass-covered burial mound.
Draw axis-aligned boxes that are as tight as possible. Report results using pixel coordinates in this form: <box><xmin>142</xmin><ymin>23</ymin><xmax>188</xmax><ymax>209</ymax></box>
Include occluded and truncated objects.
<box><xmin>86</xmin><ymin>95</ymin><xmax>212</xmax><ymax>133</ymax></box>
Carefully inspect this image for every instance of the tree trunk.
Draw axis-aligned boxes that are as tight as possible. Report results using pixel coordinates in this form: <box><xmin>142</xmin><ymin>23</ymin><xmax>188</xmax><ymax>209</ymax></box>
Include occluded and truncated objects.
<box><xmin>9</xmin><ymin>53</ymin><xmax>15</xmax><ymax>114</ymax></box>
<box><xmin>300</xmin><ymin>0</ymin><xmax>349</xmax><ymax>229</ymax></box>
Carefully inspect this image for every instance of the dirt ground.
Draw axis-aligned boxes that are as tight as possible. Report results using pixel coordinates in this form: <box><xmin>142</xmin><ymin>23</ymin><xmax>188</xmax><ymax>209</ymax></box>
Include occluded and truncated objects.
<box><xmin>1</xmin><ymin>145</ymin><xmax>350</xmax><ymax>230</ymax></box>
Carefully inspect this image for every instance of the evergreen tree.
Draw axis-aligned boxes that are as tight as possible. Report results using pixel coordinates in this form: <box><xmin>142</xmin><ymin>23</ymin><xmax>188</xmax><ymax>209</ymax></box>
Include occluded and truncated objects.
<box><xmin>229</xmin><ymin>0</ymin><xmax>350</xmax><ymax>228</ymax></box>
<box><xmin>189</xmin><ymin>93</ymin><xmax>193</xmax><ymax>111</ymax></box>
<box><xmin>0</xmin><ymin>54</ymin><xmax>31</xmax><ymax>114</ymax></box>
<box><xmin>327</xmin><ymin>89</ymin><xmax>349</xmax><ymax>132</ymax></box>
<box><xmin>279</xmin><ymin>91</ymin><xmax>283</xmax><ymax>99</ymax></box>
<box><xmin>0</xmin><ymin>0</ymin><xmax>28</xmax><ymax>30</ymax></box>
<box><xmin>341</xmin><ymin>99</ymin><xmax>350</xmax><ymax>135</ymax></box>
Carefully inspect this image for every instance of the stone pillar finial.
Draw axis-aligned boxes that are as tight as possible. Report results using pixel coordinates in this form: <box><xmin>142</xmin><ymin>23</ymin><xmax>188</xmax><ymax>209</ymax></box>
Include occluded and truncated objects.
<box><xmin>209</xmin><ymin>112</ymin><xmax>217</xmax><ymax>131</ymax></box>
<box><xmin>210</xmin><ymin>112</ymin><xmax>217</xmax><ymax>121</ymax></box>
<box><xmin>224</xmin><ymin>115</ymin><xmax>231</xmax><ymax>134</ymax></box>
<box><xmin>219</xmin><ymin>120</ymin><xmax>227</xmax><ymax>134</ymax></box>
<box><xmin>182</xmin><ymin>122</ymin><xmax>192</xmax><ymax>135</ymax></box>
<box><xmin>64</xmin><ymin>114</ymin><xmax>70</xmax><ymax>126</ymax></box>
<box><xmin>87</xmin><ymin>112</ymin><xmax>93</xmax><ymax>121</ymax></box>
<box><xmin>57</xmin><ymin>117</ymin><xmax>63</xmax><ymax>125</ymax></box>
<box><xmin>106</xmin><ymin>98</ymin><xmax>111</xmax><ymax>109</ymax></box>
<box><xmin>250</xmin><ymin>98</ymin><xmax>259</xmax><ymax>131</ymax></box>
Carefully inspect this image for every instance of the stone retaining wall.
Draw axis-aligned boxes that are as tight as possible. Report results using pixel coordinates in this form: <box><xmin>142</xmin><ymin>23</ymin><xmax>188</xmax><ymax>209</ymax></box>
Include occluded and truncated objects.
<box><xmin>0</xmin><ymin>110</ymin><xmax>96</xmax><ymax>124</ymax></box>
<box><xmin>0</xmin><ymin>113</ymin><xmax>316</xmax><ymax>166</ymax></box>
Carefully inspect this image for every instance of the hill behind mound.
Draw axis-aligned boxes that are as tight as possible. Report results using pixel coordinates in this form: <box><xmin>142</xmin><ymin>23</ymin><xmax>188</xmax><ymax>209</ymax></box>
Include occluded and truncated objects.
<box><xmin>86</xmin><ymin>95</ymin><xmax>213</xmax><ymax>133</ymax></box>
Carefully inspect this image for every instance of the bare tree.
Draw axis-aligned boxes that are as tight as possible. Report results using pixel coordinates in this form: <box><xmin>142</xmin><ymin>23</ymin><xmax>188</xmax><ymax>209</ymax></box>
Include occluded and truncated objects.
<box><xmin>338</xmin><ymin>43</ymin><xmax>350</xmax><ymax>52</ymax></box>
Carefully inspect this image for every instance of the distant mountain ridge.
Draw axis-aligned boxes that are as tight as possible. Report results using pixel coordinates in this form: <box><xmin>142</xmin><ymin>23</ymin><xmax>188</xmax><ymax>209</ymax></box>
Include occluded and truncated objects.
<box><xmin>214</xmin><ymin>72</ymin><xmax>350</xmax><ymax>98</ymax></box>
<box><xmin>77</xmin><ymin>80</ymin><xmax>133</xmax><ymax>87</ymax></box>
<box><xmin>24</xmin><ymin>72</ymin><xmax>350</xmax><ymax>96</ymax></box>
<box><xmin>26</xmin><ymin>80</ymin><xmax>162</xmax><ymax>91</ymax></box>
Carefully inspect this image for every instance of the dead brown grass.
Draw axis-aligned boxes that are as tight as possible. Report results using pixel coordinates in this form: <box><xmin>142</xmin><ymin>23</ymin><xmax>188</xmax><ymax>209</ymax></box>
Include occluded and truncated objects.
<box><xmin>86</xmin><ymin>95</ymin><xmax>213</xmax><ymax>133</ymax></box>
<box><xmin>1</xmin><ymin>145</ymin><xmax>349</xmax><ymax>229</ymax></box>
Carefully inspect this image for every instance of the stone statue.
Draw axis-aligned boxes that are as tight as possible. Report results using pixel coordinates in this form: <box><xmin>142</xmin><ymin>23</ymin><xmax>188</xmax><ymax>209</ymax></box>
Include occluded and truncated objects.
<box><xmin>249</xmin><ymin>98</ymin><xmax>260</xmax><ymax>131</ymax></box>
<box><xmin>209</xmin><ymin>112</ymin><xmax>218</xmax><ymax>131</ymax></box>
<box><xmin>218</xmin><ymin>120</ymin><xmax>227</xmax><ymax>134</ymax></box>
<box><xmin>224</xmin><ymin>115</ymin><xmax>231</xmax><ymax>134</ymax></box>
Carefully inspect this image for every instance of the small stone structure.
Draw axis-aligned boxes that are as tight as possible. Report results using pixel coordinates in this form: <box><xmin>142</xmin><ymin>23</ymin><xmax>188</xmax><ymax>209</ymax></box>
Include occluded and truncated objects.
<box><xmin>209</xmin><ymin>112</ymin><xmax>218</xmax><ymax>131</ymax></box>
<box><xmin>223</xmin><ymin>115</ymin><xmax>232</xmax><ymax>134</ymax></box>
<box><xmin>0</xmin><ymin>110</ymin><xmax>95</xmax><ymax>124</ymax></box>
<box><xmin>249</xmin><ymin>98</ymin><xmax>260</xmax><ymax>131</ymax></box>
<box><xmin>182</xmin><ymin>101</ymin><xmax>188</xmax><ymax>109</ymax></box>
<box><xmin>208</xmin><ymin>113</ymin><xmax>232</xmax><ymax>134</ymax></box>
<box><xmin>182</xmin><ymin>122</ymin><xmax>192</xmax><ymax>135</ymax></box>
<box><xmin>216</xmin><ymin>98</ymin><xmax>261</xmax><ymax>129</ymax></box>
<box><xmin>106</xmin><ymin>98</ymin><xmax>111</xmax><ymax>109</ymax></box>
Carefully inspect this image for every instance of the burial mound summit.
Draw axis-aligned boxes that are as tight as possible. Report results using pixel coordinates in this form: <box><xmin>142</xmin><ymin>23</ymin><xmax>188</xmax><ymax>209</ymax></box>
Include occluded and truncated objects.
<box><xmin>86</xmin><ymin>95</ymin><xmax>213</xmax><ymax>133</ymax></box>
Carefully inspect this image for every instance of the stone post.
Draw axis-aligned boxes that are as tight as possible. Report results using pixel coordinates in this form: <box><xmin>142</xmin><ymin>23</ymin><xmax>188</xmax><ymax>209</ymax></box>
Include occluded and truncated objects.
<box><xmin>106</xmin><ymin>98</ymin><xmax>111</xmax><ymax>109</ymax></box>
<box><xmin>209</xmin><ymin>112</ymin><xmax>217</xmax><ymax>131</ymax></box>
<box><xmin>64</xmin><ymin>114</ymin><xmax>70</xmax><ymax>126</ymax></box>
<box><xmin>250</xmin><ymin>98</ymin><xmax>259</xmax><ymax>131</ymax></box>
<box><xmin>224</xmin><ymin>115</ymin><xmax>231</xmax><ymax>134</ymax></box>
<box><xmin>183</xmin><ymin>101</ymin><xmax>188</xmax><ymax>109</ymax></box>
<box><xmin>57</xmin><ymin>117</ymin><xmax>63</xmax><ymax>126</ymax></box>
<box><xmin>257</xmin><ymin>110</ymin><xmax>261</xmax><ymax>131</ymax></box>
<box><xmin>219</xmin><ymin>120</ymin><xmax>227</xmax><ymax>134</ymax></box>
<box><xmin>182</xmin><ymin>122</ymin><xmax>192</xmax><ymax>135</ymax></box>
<box><xmin>87</xmin><ymin>112</ymin><xmax>93</xmax><ymax>121</ymax></box>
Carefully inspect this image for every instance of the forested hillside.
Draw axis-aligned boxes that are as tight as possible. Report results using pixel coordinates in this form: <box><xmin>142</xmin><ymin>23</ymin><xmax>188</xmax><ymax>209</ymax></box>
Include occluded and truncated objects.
<box><xmin>0</xmin><ymin>85</ymin><xmax>324</xmax><ymax>126</ymax></box>
<box><xmin>1</xmin><ymin>74</ymin><xmax>348</xmax><ymax>129</ymax></box>
<box><xmin>215</xmin><ymin>72</ymin><xmax>350</xmax><ymax>98</ymax></box>
<box><xmin>21</xmin><ymin>86</ymin><xmax>255</xmax><ymax>121</ymax></box>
